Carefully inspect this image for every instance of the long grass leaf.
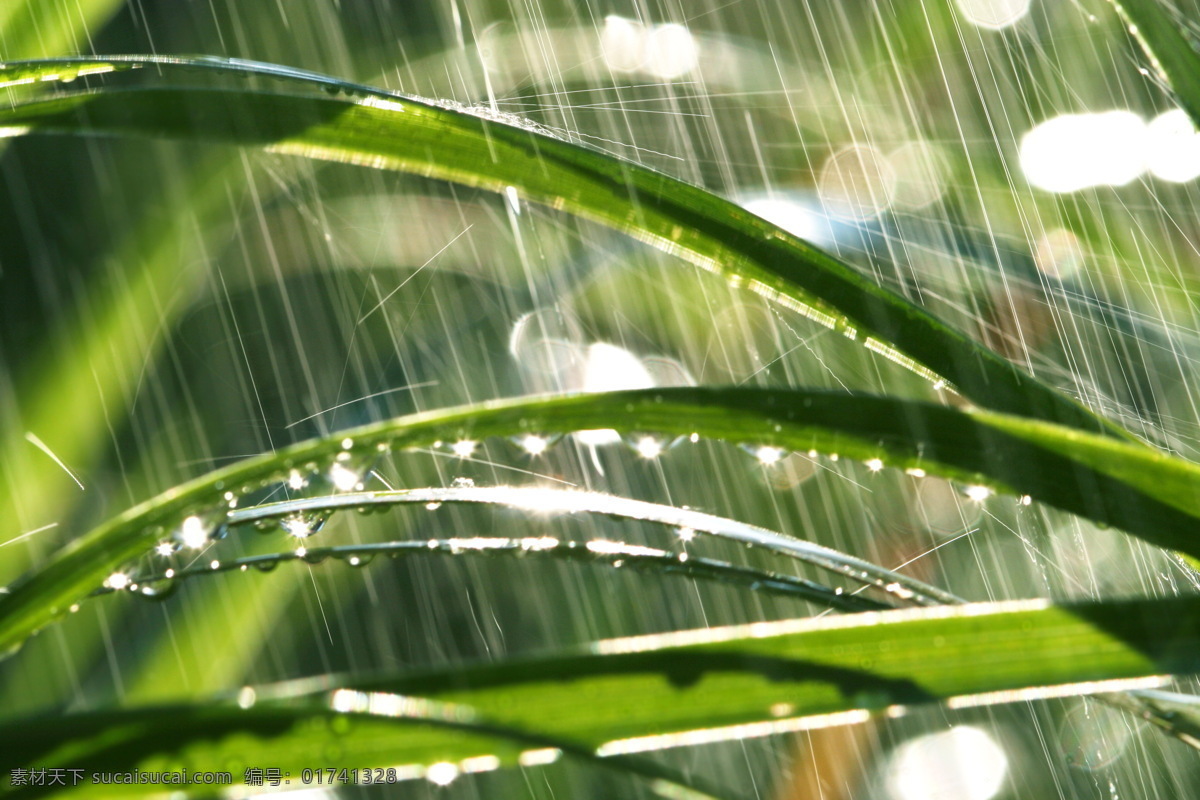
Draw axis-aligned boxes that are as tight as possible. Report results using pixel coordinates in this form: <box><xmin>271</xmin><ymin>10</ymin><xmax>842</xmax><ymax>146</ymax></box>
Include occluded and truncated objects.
<box><xmin>94</xmin><ymin>536</ymin><xmax>891</xmax><ymax>613</ymax></box>
<box><xmin>0</xmin><ymin>55</ymin><xmax>1136</xmax><ymax>439</ymax></box>
<box><xmin>1112</xmin><ymin>0</ymin><xmax>1200</xmax><ymax>126</ymax></box>
<box><xmin>5</xmin><ymin>595</ymin><xmax>1200</xmax><ymax>797</ymax></box>
<box><xmin>3</xmin><ymin>387</ymin><xmax>1200</xmax><ymax>656</ymax></box>
<box><xmin>223</xmin><ymin>487</ymin><xmax>955</xmax><ymax>605</ymax></box>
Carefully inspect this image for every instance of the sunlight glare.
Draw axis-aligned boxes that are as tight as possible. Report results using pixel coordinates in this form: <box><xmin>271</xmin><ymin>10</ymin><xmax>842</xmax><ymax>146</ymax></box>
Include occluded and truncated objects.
<box><xmin>1020</xmin><ymin>111</ymin><xmax>1146</xmax><ymax>192</ymax></box>
<box><xmin>887</xmin><ymin>726</ymin><xmax>1008</xmax><ymax>800</ymax></box>
<box><xmin>955</xmin><ymin>0</ymin><xmax>1031</xmax><ymax>29</ymax></box>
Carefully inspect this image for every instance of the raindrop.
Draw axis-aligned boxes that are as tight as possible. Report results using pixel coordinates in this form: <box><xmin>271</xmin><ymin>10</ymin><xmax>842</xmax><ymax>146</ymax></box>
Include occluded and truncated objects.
<box><xmin>281</xmin><ymin>513</ymin><xmax>327</xmax><ymax>538</ymax></box>
<box><xmin>134</xmin><ymin>580</ymin><xmax>179</xmax><ymax>602</ymax></box>
<box><xmin>964</xmin><ymin>485</ymin><xmax>992</xmax><ymax>502</ymax></box>
<box><xmin>104</xmin><ymin>572</ymin><xmax>130</xmax><ymax>590</ymax></box>
<box><xmin>629</xmin><ymin>435</ymin><xmax>665</xmax><ymax>460</ymax></box>
<box><xmin>180</xmin><ymin>515</ymin><xmax>210</xmax><ymax>549</ymax></box>
<box><xmin>426</xmin><ymin>762</ymin><xmax>459</xmax><ymax>786</ymax></box>
<box><xmin>330</xmin><ymin>461</ymin><xmax>362</xmax><ymax>492</ymax></box>
<box><xmin>287</xmin><ymin>469</ymin><xmax>309</xmax><ymax>491</ymax></box>
<box><xmin>516</xmin><ymin>434</ymin><xmax>552</xmax><ymax>456</ymax></box>
<box><xmin>743</xmin><ymin>444</ymin><xmax>786</xmax><ymax>465</ymax></box>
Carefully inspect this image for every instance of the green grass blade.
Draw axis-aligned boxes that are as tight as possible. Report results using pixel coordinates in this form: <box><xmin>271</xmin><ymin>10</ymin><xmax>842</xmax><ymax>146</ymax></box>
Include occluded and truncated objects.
<box><xmin>95</xmin><ymin>536</ymin><xmax>891</xmax><ymax>613</ymax></box>
<box><xmin>1112</xmin><ymin>0</ymin><xmax>1200</xmax><ymax>126</ymax></box>
<box><xmin>2</xmin><ymin>704</ymin><xmax>737</xmax><ymax>800</ymax></box>
<box><xmin>0</xmin><ymin>55</ymin><xmax>1135</xmax><ymax>439</ymax></box>
<box><xmin>222</xmin><ymin>487</ymin><xmax>956</xmax><ymax>605</ymax></box>
<box><xmin>5</xmin><ymin>595</ymin><xmax>1200</xmax><ymax>797</ymax></box>
<box><xmin>3</xmin><ymin>387</ymin><xmax>1200</xmax><ymax>656</ymax></box>
<box><xmin>1104</xmin><ymin>689</ymin><xmax>1200</xmax><ymax>748</ymax></box>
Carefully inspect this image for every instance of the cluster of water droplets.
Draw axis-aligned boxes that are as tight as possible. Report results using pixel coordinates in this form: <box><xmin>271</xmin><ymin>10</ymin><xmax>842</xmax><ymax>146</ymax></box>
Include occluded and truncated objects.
<box><xmin>81</xmin><ymin>405</ymin><xmax>1029</xmax><ymax>617</ymax></box>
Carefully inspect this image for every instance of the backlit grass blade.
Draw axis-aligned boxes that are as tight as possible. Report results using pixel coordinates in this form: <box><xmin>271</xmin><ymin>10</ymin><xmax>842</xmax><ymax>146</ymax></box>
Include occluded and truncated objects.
<box><xmin>2</xmin><ymin>704</ymin><xmax>737</xmax><ymax>800</ymax></box>
<box><xmin>222</xmin><ymin>487</ymin><xmax>956</xmax><ymax>605</ymax></box>
<box><xmin>3</xmin><ymin>387</ymin><xmax>1200</xmax><ymax>656</ymax></box>
<box><xmin>1113</xmin><ymin>0</ymin><xmax>1200</xmax><ymax>127</ymax></box>
<box><xmin>93</xmin><ymin>536</ymin><xmax>891</xmax><ymax>613</ymax></box>
<box><xmin>5</xmin><ymin>595</ymin><xmax>1200</xmax><ymax>798</ymax></box>
<box><xmin>0</xmin><ymin>55</ymin><xmax>1135</xmax><ymax>439</ymax></box>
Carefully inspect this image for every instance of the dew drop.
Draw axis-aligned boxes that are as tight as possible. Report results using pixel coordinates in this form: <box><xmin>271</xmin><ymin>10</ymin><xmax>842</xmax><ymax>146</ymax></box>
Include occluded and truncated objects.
<box><xmin>105</xmin><ymin>572</ymin><xmax>130</xmax><ymax>590</ymax></box>
<box><xmin>426</xmin><ymin>762</ymin><xmax>459</xmax><ymax>786</ymax></box>
<box><xmin>964</xmin><ymin>485</ymin><xmax>992</xmax><ymax>502</ymax></box>
<box><xmin>631</xmin><ymin>435</ymin><xmax>664</xmax><ymax>459</ymax></box>
<box><xmin>180</xmin><ymin>516</ymin><xmax>209</xmax><ymax>549</ymax></box>
<box><xmin>282</xmin><ymin>514</ymin><xmax>326</xmax><ymax>538</ymax></box>
<box><xmin>517</xmin><ymin>434</ymin><xmax>550</xmax><ymax>455</ymax></box>
<box><xmin>330</xmin><ymin>461</ymin><xmax>362</xmax><ymax>492</ymax></box>
<box><xmin>743</xmin><ymin>444</ymin><xmax>785</xmax><ymax>465</ymax></box>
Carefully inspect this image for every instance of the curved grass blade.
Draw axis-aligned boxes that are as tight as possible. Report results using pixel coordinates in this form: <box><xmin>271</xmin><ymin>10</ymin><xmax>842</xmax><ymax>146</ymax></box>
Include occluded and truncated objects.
<box><xmin>6</xmin><ymin>595</ymin><xmax>1200</xmax><ymax>797</ymax></box>
<box><xmin>1103</xmin><ymin>689</ymin><xmax>1200</xmax><ymax>748</ymax></box>
<box><xmin>1</xmin><ymin>697</ymin><xmax>739</xmax><ymax>800</ymax></box>
<box><xmin>0</xmin><ymin>54</ymin><xmax>1134</xmax><ymax>439</ymax></box>
<box><xmin>4</xmin><ymin>386</ymin><xmax>1200</xmax><ymax>656</ymax></box>
<box><xmin>93</xmin><ymin>536</ymin><xmax>890</xmax><ymax>613</ymax></box>
<box><xmin>223</xmin><ymin>487</ymin><xmax>953</xmax><ymax>605</ymax></box>
<box><xmin>1112</xmin><ymin>0</ymin><xmax>1200</xmax><ymax>127</ymax></box>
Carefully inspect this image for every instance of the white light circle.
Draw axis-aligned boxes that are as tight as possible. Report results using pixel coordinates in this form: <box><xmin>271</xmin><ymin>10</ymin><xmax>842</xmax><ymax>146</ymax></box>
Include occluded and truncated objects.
<box><xmin>886</xmin><ymin>726</ymin><xmax>1008</xmax><ymax>800</ymax></box>
<box><xmin>955</xmin><ymin>0</ymin><xmax>1032</xmax><ymax>29</ymax></box>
